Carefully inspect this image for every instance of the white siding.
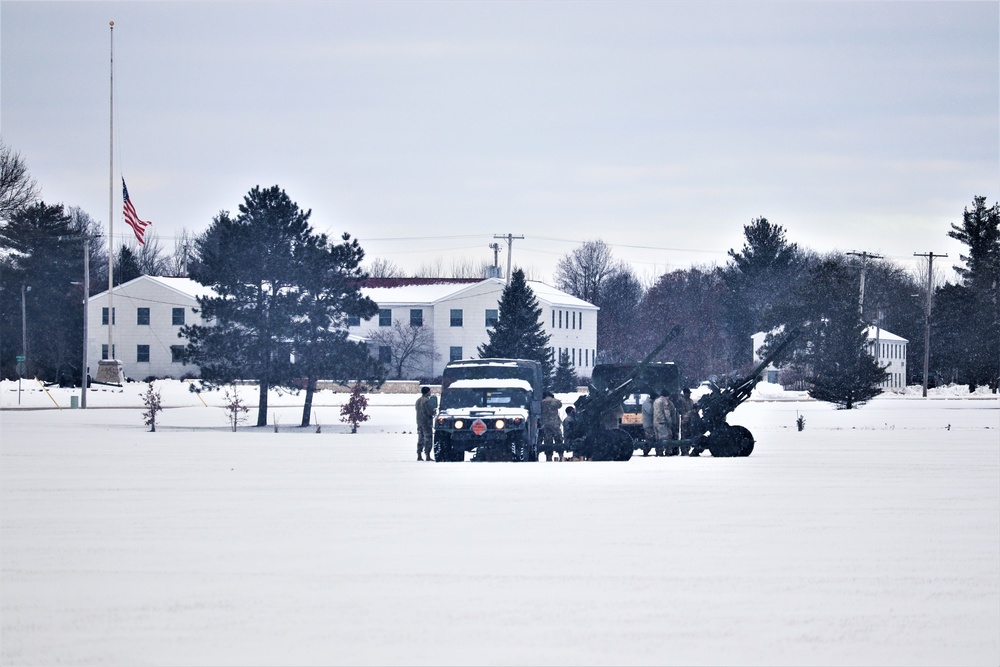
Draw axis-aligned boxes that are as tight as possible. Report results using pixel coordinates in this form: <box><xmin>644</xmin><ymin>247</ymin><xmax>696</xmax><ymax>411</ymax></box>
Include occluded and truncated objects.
<box><xmin>87</xmin><ymin>277</ymin><xmax>207</xmax><ymax>380</ymax></box>
<box><xmin>351</xmin><ymin>279</ymin><xmax>599</xmax><ymax>379</ymax></box>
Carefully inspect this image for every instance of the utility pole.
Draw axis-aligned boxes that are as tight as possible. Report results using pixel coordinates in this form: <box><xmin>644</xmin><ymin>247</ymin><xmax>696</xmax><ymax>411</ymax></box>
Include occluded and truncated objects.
<box><xmin>81</xmin><ymin>236</ymin><xmax>89</xmax><ymax>408</ymax></box>
<box><xmin>914</xmin><ymin>251</ymin><xmax>948</xmax><ymax>398</ymax></box>
<box><xmin>846</xmin><ymin>251</ymin><xmax>882</xmax><ymax>320</ymax></box>
<box><xmin>493</xmin><ymin>234</ymin><xmax>524</xmax><ymax>284</ymax></box>
<box><xmin>488</xmin><ymin>242</ymin><xmax>501</xmax><ymax>278</ymax></box>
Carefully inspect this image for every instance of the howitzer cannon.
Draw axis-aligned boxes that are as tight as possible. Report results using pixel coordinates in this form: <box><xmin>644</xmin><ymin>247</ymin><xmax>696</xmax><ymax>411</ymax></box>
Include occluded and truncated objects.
<box><xmin>681</xmin><ymin>328</ymin><xmax>801</xmax><ymax>457</ymax></box>
<box><xmin>565</xmin><ymin>325</ymin><xmax>683</xmax><ymax>461</ymax></box>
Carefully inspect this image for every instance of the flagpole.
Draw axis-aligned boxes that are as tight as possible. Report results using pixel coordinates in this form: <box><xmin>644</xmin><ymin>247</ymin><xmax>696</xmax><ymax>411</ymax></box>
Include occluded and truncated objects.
<box><xmin>96</xmin><ymin>19</ymin><xmax>123</xmax><ymax>384</ymax></box>
<box><xmin>107</xmin><ymin>20</ymin><xmax>114</xmax><ymax>363</ymax></box>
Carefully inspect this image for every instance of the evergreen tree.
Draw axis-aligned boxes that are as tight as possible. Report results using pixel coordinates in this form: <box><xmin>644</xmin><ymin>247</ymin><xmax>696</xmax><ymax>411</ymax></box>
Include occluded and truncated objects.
<box><xmin>291</xmin><ymin>232</ymin><xmax>381</xmax><ymax>427</ymax></box>
<box><xmin>478</xmin><ymin>268</ymin><xmax>554</xmax><ymax>385</ymax></box>
<box><xmin>777</xmin><ymin>258</ymin><xmax>888</xmax><ymax>408</ymax></box>
<box><xmin>552</xmin><ymin>349</ymin><xmax>578</xmax><ymax>392</ymax></box>
<box><xmin>183</xmin><ymin>185</ymin><xmax>313</xmax><ymax>426</ymax></box>
<box><xmin>807</xmin><ymin>318</ymin><xmax>888</xmax><ymax>409</ymax></box>
<box><xmin>940</xmin><ymin>196</ymin><xmax>1000</xmax><ymax>390</ymax></box>
<box><xmin>114</xmin><ymin>245</ymin><xmax>142</xmax><ymax>286</ymax></box>
<box><xmin>0</xmin><ymin>202</ymin><xmax>89</xmax><ymax>381</ymax></box>
<box><xmin>721</xmin><ymin>218</ymin><xmax>805</xmax><ymax>367</ymax></box>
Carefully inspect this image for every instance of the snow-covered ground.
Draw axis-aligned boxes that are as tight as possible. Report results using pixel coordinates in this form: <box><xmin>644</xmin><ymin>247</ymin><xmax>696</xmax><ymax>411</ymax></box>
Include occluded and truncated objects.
<box><xmin>2</xmin><ymin>380</ymin><xmax>998</xmax><ymax>666</ymax></box>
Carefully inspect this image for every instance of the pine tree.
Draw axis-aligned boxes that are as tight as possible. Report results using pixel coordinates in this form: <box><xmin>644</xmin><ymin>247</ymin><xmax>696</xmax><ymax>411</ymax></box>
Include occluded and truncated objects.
<box><xmin>941</xmin><ymin>196</ymin><xmax>1000</xmax><ymax>390</ymax></box>
<box><xmin>0</xmin><ymin>201</ymin><xmax>88</xmax><ymax>381</ymax></box>
<box><xmin>721</xmin><ymin>218</ymin><xmax>805</xmax><ymax>367</ymax></box>
<box><xmin>183</xmin><ymin>185</ymin><xmax>313</xmax><ymax>426</ymax></box>
<box><xmin>291</xmin><ymin>232</ymin><xmax>381</xmax><ymax>426</ymax></box>
<box><xmin>790</xmin><ymin>259</ymin><xmax>888</xmax><ymax>408</ymax></box>
<box><xmin>552</xmin><ymin>350</ymin><xmax>578</xmax><ymax>392</ymax></box>
<box><xmin>807</xmin><ymin>319</ymin><xmax>888</xmax><ymax>409</ymax></box>
<box><xmin>478</xmin><ymin>269</ymin><xmax>554</xmax><ymax>384</ymax></box>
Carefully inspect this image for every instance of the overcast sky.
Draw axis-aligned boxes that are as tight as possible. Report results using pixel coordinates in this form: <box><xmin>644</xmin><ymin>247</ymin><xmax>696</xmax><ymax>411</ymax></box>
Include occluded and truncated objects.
<box><xmin>2</xmin><ymin>1</ymin><xmax>997</xmax><ymax>283</ymax></box>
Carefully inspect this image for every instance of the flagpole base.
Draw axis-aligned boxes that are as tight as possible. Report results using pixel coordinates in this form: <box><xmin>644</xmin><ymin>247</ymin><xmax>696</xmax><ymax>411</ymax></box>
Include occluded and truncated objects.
<box><xmin>96</xmin><ymin>359</ymin><xmax>124</xmax><ymax>385</ymax></box>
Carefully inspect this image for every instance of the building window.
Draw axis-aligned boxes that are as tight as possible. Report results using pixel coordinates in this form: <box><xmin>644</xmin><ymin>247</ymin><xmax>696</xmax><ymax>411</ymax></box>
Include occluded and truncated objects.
<box><xmin>450</xmin><ymin>346</ymin><xmax>463</xmax><ymax>361</ymax></box>
<box><xmin>450</xmin><ymin>309</ymin><xmax>463</xmax><ymax>327</ymax></box>
<box><xmin>172</xmin><ymin>308</ymin><xmax>185</xmax><ymax>326</ymax></box>
<box><xmin>101</xmin><ymin>344</ymin><xmax>116</xmax><ymax>360</ymax></box>
<box><xmin>378</xmin><ymin>346</ymin><xmax>392</xmax><ymax>364</ymax></box>
<box><xmin>170</xmin><ymin>345</ymin><xmax>185</xmax><ymax>363</ymax></box>
<box><xmin>102</xmin><ymin>307</ymin><xmax>116</xmax><ymax>325</ymax></box>
<box><xmin>137</xmin><ymin>307</ymin><xmax>150</xmax><ymax>326</ymax></box>
<box><xmin>572</xmin><ymin>312</ymin><xmax>576</xmax><ymax>329</ymax></box>
<box><xmin>579</xmin><ymin>312</ymin><xmax>583</xmax><ymax>328</ymax></box>
<box><xmin>347</xmin><ymin>314</ymin><xmax>361</xmax><ymax>327</ymax></box>
<box><xmin>558</xmin><ymin>311</ymin><xmax>562</xmax><ymax>328</ymax></box>
<box><xmin>486</xmin><ymin>309</ymin><xmax>499</xmax><ymax>328</ymax></box>
<box><xmin>551</xmin><ymin>310</ymin><xmax>555</xmax><ymax>328</ymax></box>
<box><xmin>410</xmin><ymin>309</ymin><xmax>423</xmax><ymax>327</ymax></box>
<box><xmin>137</xmin><ymin>345</ymin><xmax>150</xmax><ymax>363</ymax></box>
<box><xmin>379</xmin><ymin>309</ymin><xmax>391</xmax><ymax>327</ymax></box>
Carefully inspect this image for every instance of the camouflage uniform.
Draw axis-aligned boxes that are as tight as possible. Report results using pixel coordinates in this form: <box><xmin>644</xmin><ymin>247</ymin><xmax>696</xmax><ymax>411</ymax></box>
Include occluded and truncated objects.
<box><xmin>540</xmin><ymin>392</ymin><xmax>564</xmax><ymax>461</ymax></box>
<box><xmin>415</xmin><ymin>390</ymin><xmax>436</xmax><ymax>460</ymax></box>
<box><xmin>672</xmin><ymin>389</ymin><xmax>695</xmax><ymax>455</ymax></box>
<box><xmin>641</xmin><ymin>395</ymin><xmax>655</xmax><ymax>455</ymax></box>
<box><xmin>653</xmin><ymin>393</ymin><xmax>677</xmax><ymax>456</ymax></box>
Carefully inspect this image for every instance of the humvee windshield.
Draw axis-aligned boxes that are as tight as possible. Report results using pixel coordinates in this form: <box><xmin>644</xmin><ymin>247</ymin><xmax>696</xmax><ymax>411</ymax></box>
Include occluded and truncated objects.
<box><xmin>440</xmin><ymin>387</ymin><xmax>530</xmax><ymax>410</ymax></box>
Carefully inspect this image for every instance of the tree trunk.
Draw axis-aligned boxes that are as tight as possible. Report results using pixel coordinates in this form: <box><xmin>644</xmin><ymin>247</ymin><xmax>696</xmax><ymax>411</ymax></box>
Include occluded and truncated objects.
<box><xmin>301</xmin><ymin>375</ymin><xmax>316</xmax><ymax>427</ymax></box>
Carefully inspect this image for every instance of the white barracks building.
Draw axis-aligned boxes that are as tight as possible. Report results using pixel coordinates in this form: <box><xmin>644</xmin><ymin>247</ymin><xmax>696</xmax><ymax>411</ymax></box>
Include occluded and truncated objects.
<box><xmin>87</xmin><ymin>276</ymin><xmax>211</xmax><ymax>381</ymax></box>
<box><xmin>87</xmin><ymin>275</ymin><xmax>598</xmax><ymax>382</ymax></box>
<box><xmin>353</xmin><ymin>278</ymin><xmax>598</xmax><ymax>379</ymax></box>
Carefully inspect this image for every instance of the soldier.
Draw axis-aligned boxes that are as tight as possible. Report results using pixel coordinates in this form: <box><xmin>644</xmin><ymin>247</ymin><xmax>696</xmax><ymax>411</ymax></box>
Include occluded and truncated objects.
<box><xmin>415</xmin><ymin>386</ymin><xmax>436</xmax><ymax>461</ymax></box>
<box><xmin>562</xmin><ymin>405</ymin><xmax>579</xmax><ymax>460</ymax></box>
<box><xmin>540</xmin><ymin>391</ymin><xmax>564</xmax><ymax>461</ymax></box>
<box><xmin>652</xmin><ymin>389</ymin><xmax>677</xmax><ymax>456</ymax></box>
<box><xmin>673</xmin><ymin>387</ymin><xmax>696</xmax><ymax>455</ymax></box>
<box><xmin>641</xmin><ymin>393</ymin><xmax>655</xmax><ymax>456</ymax></box>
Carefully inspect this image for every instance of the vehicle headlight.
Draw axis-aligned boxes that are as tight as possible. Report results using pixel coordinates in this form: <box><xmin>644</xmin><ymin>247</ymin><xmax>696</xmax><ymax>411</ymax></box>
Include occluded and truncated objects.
<box><xmin>494</xmin><ymin>419</ymin><xmax>505</xmax><ymax>430</ymax></box>
<box><xmin>453</xmin><ymin>419</ymin><xmax>465</xmax><ymax>430</ymax></box>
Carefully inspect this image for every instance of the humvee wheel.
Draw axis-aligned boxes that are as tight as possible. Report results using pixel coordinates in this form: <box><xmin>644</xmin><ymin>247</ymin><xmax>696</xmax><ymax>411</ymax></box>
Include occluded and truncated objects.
<box><xmin>433</xmin><ymin>438</ymin><xmax>452</xmax><ymax>462</ymax></box>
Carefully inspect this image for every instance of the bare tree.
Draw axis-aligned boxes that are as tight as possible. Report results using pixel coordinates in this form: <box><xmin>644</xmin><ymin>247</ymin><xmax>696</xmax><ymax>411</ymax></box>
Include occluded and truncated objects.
<box><xmin>555</xmin><ymin>239</ymin><xmax>625</xmax><ymax>303</ymax></box>
<box><xmin>366</xmin><ymin>257</ymin><xmax>404</xmax><ymax>278</ymax></box>
<box><xmin>415</xmin><ymin>257</ymin><xmax>446</xmax><ymax>278</ymax></box>
<box><xmin>450</xmin><ymin>257</ymin><xmax>490</xmax><ymax>279</ymax></box>
<box><xmin>135</xmin><ymin>233</ymin><xmax>170</xmax><ymax>276</ymax></box>
<box><xmin>167</xmin><ymin>227</ymin><xmax>196</xmax><ymax>277</ymax></box>
<box><xmin>366</xmin><ymin>320</ymin><xmax>438</xmax><ymax>379</ymax></box>
<box><xmin>0</xmin><ymin>140</ymin><xmax>40</xmax><ymax>222</ymax></box>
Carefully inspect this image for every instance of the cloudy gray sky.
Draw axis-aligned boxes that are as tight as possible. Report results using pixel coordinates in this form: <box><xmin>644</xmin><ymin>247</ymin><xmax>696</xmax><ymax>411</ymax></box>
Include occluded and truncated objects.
<box><xmin>2</xmin><ymin>1</ymin><xmax>997</xmax><ymax>282</ymax></box>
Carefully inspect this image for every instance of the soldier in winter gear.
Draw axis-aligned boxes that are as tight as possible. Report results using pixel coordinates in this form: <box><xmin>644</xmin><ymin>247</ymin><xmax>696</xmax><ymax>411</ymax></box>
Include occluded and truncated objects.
<box><xmin>540</xmin><ymin>391</ymin><xmax>564</xmax><ymax>461</ymax></box>
<box><xmin>652</xmin><ymin>389</ymin><xmax>677</xmax><ymax>456</ymax></box>
<box><xmin>641</xmin><ymin>394</ymin><xmax>655</xmax><ymax>456</ymax></box>
<box><xmin>415</xmin><ymin>386</ymin><xmax>437</xmax><ymax>461</ymax></box>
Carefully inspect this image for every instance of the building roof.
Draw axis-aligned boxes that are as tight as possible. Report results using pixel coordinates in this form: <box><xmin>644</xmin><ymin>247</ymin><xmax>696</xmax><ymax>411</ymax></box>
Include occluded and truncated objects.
<box><xmin>361</xmin><ymin>277</ymin><xmax>597</xmax><ymax>309</ymax></box>
<box><xmin>865</xmin><ymin>325</ymin><xmax>907</xmax><ymax>343</ymax></box>
<box><xmin>88</xmin><ymin>275</ymin><xmax>216</xmax><ymax>303</ymax></box>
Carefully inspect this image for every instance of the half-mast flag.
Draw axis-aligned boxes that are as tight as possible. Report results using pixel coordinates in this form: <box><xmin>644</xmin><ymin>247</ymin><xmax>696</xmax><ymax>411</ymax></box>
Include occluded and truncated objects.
<box><xmin>122</xmin><ymin>178</ymin><xmax>152</xmax><ymax>245</ymax></box>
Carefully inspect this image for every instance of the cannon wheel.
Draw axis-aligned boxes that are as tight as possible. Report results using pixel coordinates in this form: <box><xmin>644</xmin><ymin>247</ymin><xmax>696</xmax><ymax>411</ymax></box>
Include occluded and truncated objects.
<box><xmin>706</xmin><ymin>424</ymin><xmax>755</xmax><ymax>457</ymax></box>
<box><xmin>586</xmin><ymin>429</ymin><xmax>633</xmax><ymax>462</ymax></box>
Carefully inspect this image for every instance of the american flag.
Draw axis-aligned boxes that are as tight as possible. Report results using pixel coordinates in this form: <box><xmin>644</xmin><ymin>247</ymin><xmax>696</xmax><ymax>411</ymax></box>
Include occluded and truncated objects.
<box><xmin>122</xmin><ymin>178</ymin><xmax>152</xmax><ymax>245</ymax></box>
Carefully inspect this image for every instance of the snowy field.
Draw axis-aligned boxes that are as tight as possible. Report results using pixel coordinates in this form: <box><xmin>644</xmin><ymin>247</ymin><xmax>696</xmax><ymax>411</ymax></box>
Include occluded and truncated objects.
<box><xmin>1</xmin><ymin>380</ymin><xmax>998</xmax><ymax>666</ymax></box>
